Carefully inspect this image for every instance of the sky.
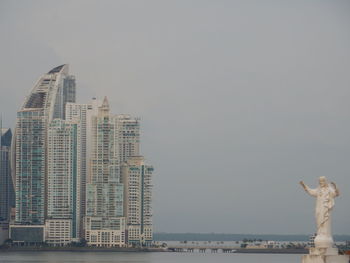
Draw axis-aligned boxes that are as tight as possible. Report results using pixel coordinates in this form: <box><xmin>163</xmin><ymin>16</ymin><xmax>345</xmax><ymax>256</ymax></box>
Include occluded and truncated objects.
<box><xmin>1</xmin><ymin>0</ymin><xmax>350</xmax><ymax>235</ymax></box>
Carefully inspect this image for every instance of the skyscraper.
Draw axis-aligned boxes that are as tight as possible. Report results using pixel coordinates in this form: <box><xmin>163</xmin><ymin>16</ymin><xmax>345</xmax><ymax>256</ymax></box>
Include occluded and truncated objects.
<box><xmin>121</xmin><ymin>156</ymin><xmax>153</xmax><ymax>246</ymax></box>
<box><xmin>11</xmin><ymin>65</ymin><xmax>76</xmax><ymax>244</ymax></box>
<box><xmin>66</xmin><ymin>100</ymin><xmax>99</xmax><ymax>238</ymax></box>
<box><xmin>84</xmin><ymin>97</ymin><xmax>126</xmax><ymax>247</ymax></box>
<box><xmin>0</xmin><ymin>127</ymin><xmax>14</xmax><ymax>222</ymax></box>
<box><xmin>46</xmin><ymin>119</ymin><xmax>81</xmax><ymax>245</ymax></box>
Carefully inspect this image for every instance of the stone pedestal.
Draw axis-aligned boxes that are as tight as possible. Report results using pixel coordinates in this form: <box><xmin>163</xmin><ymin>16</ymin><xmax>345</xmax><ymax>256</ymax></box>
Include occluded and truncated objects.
<box><xmin>314</xmin><ymin>234</ymin><xmax>334</xmax><ymax>249</ymax></box>
<box><xmin>302</xmin><ymin>254</ymin><xmax>349</xmax><ymax>263</ymax></box>
<box><xmin>302</xmin><ymin>248</ymin><xmax>350</xmax><ymax>263</ymax></box>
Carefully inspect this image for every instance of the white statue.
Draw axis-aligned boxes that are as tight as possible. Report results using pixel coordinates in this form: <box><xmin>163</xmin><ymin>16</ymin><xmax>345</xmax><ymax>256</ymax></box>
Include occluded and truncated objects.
<box><xmin>300</xmin><ymin>177</ymin><xmax>349</xmax><ymax>263</ymax></box>
<box><xmin>300</xmin><ymin>177</ymin><xmax>340</xmax><ymax>250</ymax></box>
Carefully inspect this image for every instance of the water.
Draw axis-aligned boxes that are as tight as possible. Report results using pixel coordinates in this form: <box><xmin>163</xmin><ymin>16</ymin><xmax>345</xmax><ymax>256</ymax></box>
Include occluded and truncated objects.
<box><xmin>0</xmin><ymin>252</ymin><xmax>300</xmax><ymax>263</ymax></box>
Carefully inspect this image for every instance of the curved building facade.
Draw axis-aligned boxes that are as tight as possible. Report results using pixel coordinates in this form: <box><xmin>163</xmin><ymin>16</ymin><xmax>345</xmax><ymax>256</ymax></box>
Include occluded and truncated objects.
<box><xmin>13</xmin><ymin>65</ymin><xmax>76</xmax><ymax>226</ymax></box>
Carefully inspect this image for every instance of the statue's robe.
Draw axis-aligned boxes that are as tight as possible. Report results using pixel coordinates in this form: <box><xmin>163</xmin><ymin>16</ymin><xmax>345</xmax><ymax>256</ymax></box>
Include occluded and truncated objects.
<box><xmin>305</xmin><ymin>185</ymin><xmax>336</xmax><ymax>238</ymax></box>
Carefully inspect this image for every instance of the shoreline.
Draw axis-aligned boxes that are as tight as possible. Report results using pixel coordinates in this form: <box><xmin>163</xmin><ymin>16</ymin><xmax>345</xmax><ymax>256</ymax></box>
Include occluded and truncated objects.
<box><xmin>234</xmin><ymin>248</ymin><xmax>308</xmax><ymax>254</ymax></box>
<box><xmin>0</xmin><ymin>247</ymin><xmax>308</xmax><ymax>254</ymax></box>
<box><xmin>0</xmin><ymin>247</ymin><xmax>167</xmax><ymax>253</ymax></box>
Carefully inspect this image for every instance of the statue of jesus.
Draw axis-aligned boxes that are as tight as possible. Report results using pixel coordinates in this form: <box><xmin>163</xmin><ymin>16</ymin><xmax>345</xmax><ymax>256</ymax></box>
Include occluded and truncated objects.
<box><xmin>300</xmin><ymin>177</ymin><xmax>340</xmax><ymax>249</ymax></box>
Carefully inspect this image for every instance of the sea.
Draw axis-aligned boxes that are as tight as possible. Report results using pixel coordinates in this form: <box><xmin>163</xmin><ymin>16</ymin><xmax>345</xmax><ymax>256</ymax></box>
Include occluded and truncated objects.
<box><xmin>0</xmin><ymin>252</ymin><xmax>300</xmax><ymax>263</ymax></box>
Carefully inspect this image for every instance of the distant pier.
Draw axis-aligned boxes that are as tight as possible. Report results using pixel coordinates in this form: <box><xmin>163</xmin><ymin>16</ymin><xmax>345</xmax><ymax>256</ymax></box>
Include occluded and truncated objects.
<box><xmin>168</xmin><ymin>246</ymin><xmax>236</xmax><ymax>253</ymax></box>
<box><xmin>167</xmin><ymin>245</ymin><xmax>308</xmax><ymax>254</ymax></box>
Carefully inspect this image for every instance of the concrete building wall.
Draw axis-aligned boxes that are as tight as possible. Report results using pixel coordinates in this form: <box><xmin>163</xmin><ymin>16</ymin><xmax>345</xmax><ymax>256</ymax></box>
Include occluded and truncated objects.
<box><xmin>84</xmin><ymin>217</ymin><xmax>126</xmax><ymax>247</ymax></box>
<box><xmin>114</xmin><ymin>115</ymin><xmax>140</xmax><ymax>164</ymax></box>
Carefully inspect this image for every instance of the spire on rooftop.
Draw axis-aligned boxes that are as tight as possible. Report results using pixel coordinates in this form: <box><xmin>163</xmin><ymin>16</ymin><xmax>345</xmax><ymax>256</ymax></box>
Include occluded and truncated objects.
<box><xmin>98</xmin><ymin>96</ymin><xmax>110</xmax><ymax>117</ymax></box>
<box><xmin>102</xmin><ymin>96</ymin><xmax>109</xmax><ymax>109</ymax></box>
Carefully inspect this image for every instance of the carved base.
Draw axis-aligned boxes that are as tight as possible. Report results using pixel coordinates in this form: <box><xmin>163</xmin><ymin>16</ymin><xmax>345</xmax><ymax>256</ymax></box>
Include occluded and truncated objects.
<box><xmin>309</xmin><ymin>247</ymin><xmax>339</xmax><ymax>256</ymax></box>
<box><xmin>314</xmin><ymin>234</ymin><xmax>334</xmax><ymax>249</ymax></box>
<box><xmin>302</xmin><ymin>255</ymin><xmax>350</xmax><ymax>263</ymax></box>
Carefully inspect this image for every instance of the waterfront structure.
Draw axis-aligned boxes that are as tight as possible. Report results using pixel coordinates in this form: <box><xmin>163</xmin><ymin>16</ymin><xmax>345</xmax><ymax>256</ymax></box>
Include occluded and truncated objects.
<box><xmin>0</xmin><ymin>127</ymin><xmax>15</xmax><ymax>244</ymax></box>
<box><xmin>9</xmin><ymin>225</ymin><xmax>45</xmax><ymax>245</ymax></box>
<box><xmin>11</xmin><ymin>65</ymin><xmax>76</xmax><ymax>242</ymax></box>
<box><xmin>121</xmin><ymin>156</ymin><xmax>153</xmax><ymax>246</ymax></box>
<box><xmin>8</xmin><ymin>64</ymin><xmax>153</xmax><ymax>247</ymax></box>
<box><xmin>46</xmin><ymin>119</ymin><xmax>81</xmax><ymax>245</ymax></box>
<box><xmin>65</xmin><ymin>100</ymin><xmax>99</xmax><ymax>237</ymax></box>
<box><xmin>0</xmin><ymin>221</ymin><xmax>10</xmax><ymax>245</ymax></box>
<box><xmin>300</xmin><ymin>177</ymin><xmax>349</xmax><ymax>263</ymax></box>
<box><xmin>85</xmin><ymin>97</ymin><xmax>126</xmax><ymax>247</ymax></box>
<box><xmin>0</xmin><ymin>128</ymin><xmax>14</xmax><ymax>222</ymax></box>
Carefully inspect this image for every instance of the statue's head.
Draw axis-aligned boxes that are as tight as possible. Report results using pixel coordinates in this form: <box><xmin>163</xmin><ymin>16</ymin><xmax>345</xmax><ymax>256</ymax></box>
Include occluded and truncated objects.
<box><xmin>319</xmin><ymin>176</ymin><xmax>327</xmax><ymax>187</ymax></box>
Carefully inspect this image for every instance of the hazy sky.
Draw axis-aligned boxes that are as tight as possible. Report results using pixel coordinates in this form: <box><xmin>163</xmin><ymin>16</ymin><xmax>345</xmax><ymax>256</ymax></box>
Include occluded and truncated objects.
<box><xmin>1</xmin><ymin>0</ymin><xmax>350</xmax><ymax>235</ymax></box>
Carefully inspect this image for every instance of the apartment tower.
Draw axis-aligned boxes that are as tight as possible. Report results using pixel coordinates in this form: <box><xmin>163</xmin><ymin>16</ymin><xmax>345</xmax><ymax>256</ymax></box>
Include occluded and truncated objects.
<box><xmin>10</xmin><ymin>65</ymin><xmax>76</xmax><ymax>244</ymax></box>
<box><xmin>121</xmin><ymin>156</ymin><xmax>153</xmax><ymax>246</ymax></box>
<box><xmin>84</xmin><ymin>97</ymin><xmax>125</xmax><ymax>247</ymax></box>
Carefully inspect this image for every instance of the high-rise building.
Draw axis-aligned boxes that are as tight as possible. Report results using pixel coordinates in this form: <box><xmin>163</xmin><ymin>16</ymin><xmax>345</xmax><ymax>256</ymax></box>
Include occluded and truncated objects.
<box><xmin>115</xmin><ymin>115</ymin><xmax>140</xmax><ymax>163</ymax></box>
<box><xmin>11</xmin><ymin>65</ymin><xmax>76</xmax><ymax>244</ymax></box>
<box><xmin>46</xmin><ymin>119</ymin><xmax>81</xmax><ymax>245</ymax></box>
<box><xmin>0</xmin><ymin>127</ymin><xmax>14</xmax><ymax>223</ymax></box>
<box><xmin>66</xmin><ymin>100</ymin><xmax>99</xmax><ymax>238</ymax></box>
<box><xmin>84</xmin><ymin>97</ymin><xmax>126</xmax><ymax>247</ymax></box>
<box><xmin>121</xmin><ymin>156</ymin><xmax>153</xmax><ymax>246</ymax></box>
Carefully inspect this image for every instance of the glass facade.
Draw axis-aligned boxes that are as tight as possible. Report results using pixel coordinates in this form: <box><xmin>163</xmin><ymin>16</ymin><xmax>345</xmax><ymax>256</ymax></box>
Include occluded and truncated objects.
<box><xmin>0</xmin><ymin>128</ymin><xmax>15</xmax><ymax>222</ymax></box>
<box><xmin>15</xmin><ymin>110</ymin><xmax>46</xmax><ymax>224</ymax></box>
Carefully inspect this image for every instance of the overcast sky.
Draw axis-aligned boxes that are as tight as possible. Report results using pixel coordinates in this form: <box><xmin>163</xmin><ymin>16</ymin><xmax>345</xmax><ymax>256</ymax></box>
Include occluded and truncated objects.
<box><xmin>1</xmin><ymin>0</ymin><xmax>350</xmax><ymax>235</ymax></box>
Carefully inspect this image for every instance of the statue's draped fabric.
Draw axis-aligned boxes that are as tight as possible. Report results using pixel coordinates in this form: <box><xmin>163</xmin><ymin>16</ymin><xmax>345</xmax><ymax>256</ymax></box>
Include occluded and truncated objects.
<box><xmin>304</xmin><ymin>185</ymin><xmax>337</xmax><ymax>237</ymax></box>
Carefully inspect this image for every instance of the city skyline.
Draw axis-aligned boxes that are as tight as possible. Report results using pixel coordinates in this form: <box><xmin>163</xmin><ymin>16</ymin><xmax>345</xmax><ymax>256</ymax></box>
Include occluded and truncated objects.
<box><xmin>1</xmin><ymin>0</ymin><xmax>350</xmax><ymax>235</ymax></box>
<box><xmin>2</xmin><ymin>65</ymin><xmax>154</xmax><ymax>246</ymax></box>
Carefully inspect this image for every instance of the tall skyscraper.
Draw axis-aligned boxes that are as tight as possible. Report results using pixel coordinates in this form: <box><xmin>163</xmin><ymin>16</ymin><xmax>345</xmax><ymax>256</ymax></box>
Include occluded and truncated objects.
<box><xmin>66</xmin><ymin>100</ymin><xmax>99</xmax><ymax>238</ymax></box>
<box><xmin>84</xmin><ymin>97</ymin><xmax>126</xmax><ymax>247</ymax></box>
<box><xmin>46</xmin><ymin>119</ymin><xmax>81</xmax><ymax>245</ymax></box>
<box><xmin>11</xmin><ymin>65</ymin><xmax>76</xmax><ymax>244</ymax></box>
<box><xmin>0</xmin><ymin>127</ymin><xmax>15</xmax><ymax>222</ymax></box>
<box><xmin>121</xmin><ymin>156</ymin><xmax>153</xmax><ymax>246</ymax></box>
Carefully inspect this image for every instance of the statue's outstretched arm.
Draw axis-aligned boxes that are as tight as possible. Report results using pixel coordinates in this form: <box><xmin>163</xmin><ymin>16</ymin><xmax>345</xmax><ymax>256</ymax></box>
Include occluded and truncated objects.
<box><xmin>300</xmin><ymin>181</ymin><xmax>317</xmax><ymax>197</ymax></box>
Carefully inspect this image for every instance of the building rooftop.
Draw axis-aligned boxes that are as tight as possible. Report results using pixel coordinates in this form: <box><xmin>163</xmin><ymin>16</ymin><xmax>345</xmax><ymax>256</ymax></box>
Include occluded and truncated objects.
<box><xmin>1</xmin><ymin>128</ymin><xmax>12</xmax><ymax>147</ymax></box>
<box><xmin>1</xmin><ymin>128</ymin><xmax>10</xmax><ymax>135</ymax></box>
<box><xmin>48</xmin><ymin>64</ymin><xmax>66</xmax><ymax>74</ymax></box>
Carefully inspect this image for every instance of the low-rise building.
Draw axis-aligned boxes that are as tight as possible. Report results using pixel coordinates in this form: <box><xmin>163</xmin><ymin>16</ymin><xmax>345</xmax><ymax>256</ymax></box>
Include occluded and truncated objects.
<box><xmin>84</xmin><ymin>217</ymin><xmax>126</xmax><ymax>247</ymax></box>
<box><xmin>9</xmin><ymin>225</ymin><xmax>45</xmax><ymax>245</ymax></box>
